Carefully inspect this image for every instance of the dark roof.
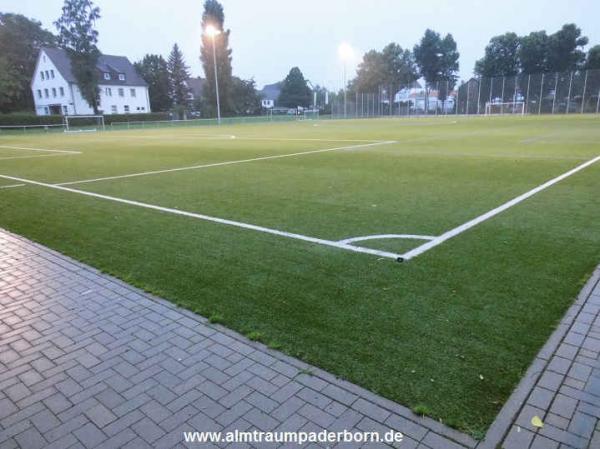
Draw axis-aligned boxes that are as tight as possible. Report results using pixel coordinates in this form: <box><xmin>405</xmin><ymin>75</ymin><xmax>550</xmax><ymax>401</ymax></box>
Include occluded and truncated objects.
<box><xmin>185</xmin><ymin>77</ymin><xmax>204</xmax><ymax>98</ymax></box>
<box><xmin>41</xmin><ymin>47</ymin><xmax>147</xmax><ymax>87</ymax></box>
<box><xmin>259</xmin><ymin>82</ymin><xmax>282</xmax><ymax>101</ymax></box>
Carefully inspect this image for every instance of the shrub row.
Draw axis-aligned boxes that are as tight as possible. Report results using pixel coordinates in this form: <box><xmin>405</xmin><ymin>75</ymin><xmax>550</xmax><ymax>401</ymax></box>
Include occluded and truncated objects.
<box><xmin>0</xmin><ymin>112</ymin><xmax>170</xmax><ymax>127</ymax></box>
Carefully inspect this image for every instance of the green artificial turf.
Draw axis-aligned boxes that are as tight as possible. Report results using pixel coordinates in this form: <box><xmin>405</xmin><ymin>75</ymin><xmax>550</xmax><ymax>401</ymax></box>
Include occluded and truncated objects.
<box><xmin>0</xmin><ymin>115</ymin><xmax>599</xmax><ymax>435</ymax></box>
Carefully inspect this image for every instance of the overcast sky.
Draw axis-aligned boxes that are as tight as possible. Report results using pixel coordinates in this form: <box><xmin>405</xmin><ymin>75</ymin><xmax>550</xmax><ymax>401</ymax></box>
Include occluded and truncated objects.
<box><xmin>4</xmin><ymin>0</ymin><xmax>600</xmax><ymax>90</ymax></box>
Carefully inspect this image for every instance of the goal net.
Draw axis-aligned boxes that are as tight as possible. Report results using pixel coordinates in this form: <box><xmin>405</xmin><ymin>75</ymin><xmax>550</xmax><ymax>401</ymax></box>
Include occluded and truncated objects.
<box><xmin>64</xmin><ymin>115</ymin><xmax>105</xmax><ymax>133</ymax></box>
<box><xmin>484</xmin><ymin>102</ymin><xmax>525</xmax><ymax>116</ymax></box>
<box><xmin>303</xmin><ymin>109</ymin><xmax>320</xmax><ymax>120</ymax></box>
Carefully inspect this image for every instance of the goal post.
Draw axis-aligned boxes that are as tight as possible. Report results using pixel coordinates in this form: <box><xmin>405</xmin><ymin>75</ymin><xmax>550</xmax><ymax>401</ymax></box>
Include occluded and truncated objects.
<box><xmin>64</xmin><ymin>115</ymin><xmax>105</xmax><ymax>133</ymax></box>
<box><xmin>484</xmin><ymin>102</ymin><xmax>525</xmax><ymax>116</ymax></box>
<box><xmin>303</xmin><ymin>109</ymin><xmax>320</xmax><ymax>120</ymax></box>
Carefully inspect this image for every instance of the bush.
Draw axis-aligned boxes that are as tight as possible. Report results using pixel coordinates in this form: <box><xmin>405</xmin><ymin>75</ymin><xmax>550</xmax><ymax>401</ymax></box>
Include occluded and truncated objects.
<box><xmin>0</xmin><ymin>114</ymin><xmax>63</xmax><ymax>126</ymax></box>
<box><xmin>0</xmin><ymin>112</ymin><xmax>170</xmax><ymax>127</ymax></box>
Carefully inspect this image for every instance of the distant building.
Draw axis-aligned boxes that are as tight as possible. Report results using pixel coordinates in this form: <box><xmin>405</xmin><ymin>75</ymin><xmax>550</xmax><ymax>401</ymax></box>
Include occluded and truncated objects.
<box><xmin>259</xmin><ymin>82</ymin><xmax>282</xmax><ymax>109</ymax></box>
<box><xmin>185</xmin><ymin>77</ymin><xmax>204</xmax><ymax>104</ymax></box>
<box><xmin>395</xmin><ymin>81</ymin><xmax>455</xmax><ymax>112</ymax></box>
<box><xmin>31</xmin><ymin>47</ymin><xmax>150</xmax><ymax>116</ymax></box>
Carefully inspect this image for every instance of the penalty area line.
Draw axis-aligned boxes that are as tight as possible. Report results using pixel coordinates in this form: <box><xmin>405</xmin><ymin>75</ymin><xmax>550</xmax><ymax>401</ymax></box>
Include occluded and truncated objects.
<box><xmin>0</xmin><ymin>173</ymin><xmax>403</xmax><ymax>261</ymax></box>
<box><xmin>0</xmin><ymin>145</ymin><xmax>81</xmax><ymax>155</ymax></box>
<box><xmin>55</xmin><ymin>140</ymin><xmax>397</xmax><ymax>187</ymax></box>
<box><xmin>400</xmin><ymin>154</ymin><xmax>600</xmax><ymax>261</ymax></box>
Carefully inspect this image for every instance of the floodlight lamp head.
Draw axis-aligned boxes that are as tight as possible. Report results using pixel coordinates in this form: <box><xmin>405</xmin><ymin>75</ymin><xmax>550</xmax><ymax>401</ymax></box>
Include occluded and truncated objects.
<box><xmin>205</xmin><ymin>24</ymin><xmax>221</xmax><ymax>38</ymax></box>
<box><xmin>338</xmin><ymin>42</ymin><xmax>354</xmax><ymax>61</ymax></box>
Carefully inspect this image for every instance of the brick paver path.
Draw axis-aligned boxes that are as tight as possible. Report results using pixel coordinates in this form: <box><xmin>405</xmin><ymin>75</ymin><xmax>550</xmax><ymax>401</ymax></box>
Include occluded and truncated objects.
<box><xmin>0</xmin><ymin>228</ymin><xmax>599</xmax><ymax>449</ymax></box>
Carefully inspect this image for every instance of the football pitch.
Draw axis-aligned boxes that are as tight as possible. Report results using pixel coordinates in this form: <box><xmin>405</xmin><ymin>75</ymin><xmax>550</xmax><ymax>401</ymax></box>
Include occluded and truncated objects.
<box><xmin>0</xmin><ymin>115</ymin><xmax>599</xmax><ymax>435</ymax></box>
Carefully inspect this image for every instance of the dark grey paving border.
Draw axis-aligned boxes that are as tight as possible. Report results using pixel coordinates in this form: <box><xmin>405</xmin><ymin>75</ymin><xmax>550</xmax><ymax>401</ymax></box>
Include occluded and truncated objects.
<box><xmin>1</xmin><ymin>227</ymin><xmax>599</xmax><ymax>449</ymax></box>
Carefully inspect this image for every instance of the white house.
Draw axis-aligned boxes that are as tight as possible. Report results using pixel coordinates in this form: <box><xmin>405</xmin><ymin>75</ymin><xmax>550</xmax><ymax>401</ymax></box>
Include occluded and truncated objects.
<box><xmin>31</xmin><ymin>47</ymin><xmax>151</xmax><ymax>116</ymax></box>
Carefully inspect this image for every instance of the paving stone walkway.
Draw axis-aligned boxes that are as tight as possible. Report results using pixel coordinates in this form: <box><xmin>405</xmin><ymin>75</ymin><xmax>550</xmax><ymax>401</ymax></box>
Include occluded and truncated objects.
<box><xmin>0</xmin><ymin>227</ymin><xmax>599</xmax><ymax>449</ymax></box>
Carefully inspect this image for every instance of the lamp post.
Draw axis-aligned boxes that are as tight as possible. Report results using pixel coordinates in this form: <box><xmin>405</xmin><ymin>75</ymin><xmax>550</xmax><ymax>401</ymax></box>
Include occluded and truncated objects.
<box><xmin>338</xmin><ymin>43</ymin><xmax>353</xmax><ymax>119</ymax></box>
<box><xmin>205</xmin><ymin>24</ymin><xmax>221</xmax><ymax>124</ymax></box>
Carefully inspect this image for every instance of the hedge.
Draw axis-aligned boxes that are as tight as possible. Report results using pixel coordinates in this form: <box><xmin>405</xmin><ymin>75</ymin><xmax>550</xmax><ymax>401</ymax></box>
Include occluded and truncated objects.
<box><xmin>0</xmin><ymin>112</ymin><xmax>170</xmax><ymax>127</ymax></box>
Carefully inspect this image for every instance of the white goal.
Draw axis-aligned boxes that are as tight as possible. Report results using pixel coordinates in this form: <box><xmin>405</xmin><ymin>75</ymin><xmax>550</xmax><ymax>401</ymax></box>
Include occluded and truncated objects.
<box><xmin>64</xmin><ymin>115</ymin><xmax>105</xmax><ymax>133</ymax></box>
<box><xmin>484</xmin><ymin>102</ymin><xmax>525</xmax><ymax>116</ymax></box>
<box><xmin>303</xmin><ymin>109</ymin><xmax>320</xmax><ymax>120</ymax></box>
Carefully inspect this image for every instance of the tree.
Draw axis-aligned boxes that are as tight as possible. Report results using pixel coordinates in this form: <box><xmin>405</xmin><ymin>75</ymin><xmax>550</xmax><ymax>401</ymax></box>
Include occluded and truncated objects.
<box><xmin>474</xmin><ymin>32</ymin><xmax>520</xmax><ymax>77</ymax></box>
<box><xmin>351</xmin><ymin>43</ymin><xmax>418</xmax><ymax>94</ymax></box>
<box><xmin>277</xmin><ymin>67</ymin><xmax>312</xmax><ymax>108</ymax></box>
<box><xmin>414</xmin><ymin>29</ymin><xmax>459</xmax><ymax>111</ymax></box>
<box><xmin>200</xmin><ymin>0</ymin><xmax>233</xmax><ymax>117</ymax></box>
<box><xmin>134</xmin><ymin>54</ymin><xmax>172</xmax><ymax>112</ymax></box>
<box><xmin>586</xmin><ymin>45</ymin><xmax>600</xmax><ymax>70</ymax></box>
<box><xmin>167</xmin><ymin>43</ymin><xmax>190</xmax><ymax>118</ymax></box>
<box><xmin>519</xmin><ymin>31</ymin><xmax>548</xmax><ymax>74</ymax></box>
<box><xmin>546</xmin><ymin>24</ymin><xmax>588</xmax><ymax>72</ymax></box>
<box><xmin>231</xmin><ymin>77</ymin><xmax>261</xmax><ymax>115</ymax></box>
<box><xmin>55</xmin><ymin>0</ymin><xmax>101</xmax><ymax>113</ymax></box>
<box><xmin>0</xmin><ymin>13</ymin><xmax>56</xmax><ymax>113</ymax></box>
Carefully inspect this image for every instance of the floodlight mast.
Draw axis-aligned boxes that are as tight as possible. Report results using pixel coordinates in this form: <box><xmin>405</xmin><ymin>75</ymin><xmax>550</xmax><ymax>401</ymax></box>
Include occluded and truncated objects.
<box><xmin>205</xmin><ymin>24</ymin><xmax>222</xmax><ymax>124</ymax></box>
<box><xmin>338</xmin><ymin>43</ymin><xmax>353</xmax><ymax>119</ymax></box>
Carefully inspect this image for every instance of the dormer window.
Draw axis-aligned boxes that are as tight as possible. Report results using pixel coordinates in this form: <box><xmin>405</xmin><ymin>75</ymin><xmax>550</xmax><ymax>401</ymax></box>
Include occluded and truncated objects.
<box><xmin>118</xmin><ymin>74</ymin><xmax>125</xmax><ymax>81</ymax></box>
<box><xmin>104</xmin><ymin>72</ymin><xmax>110</xmax><ymax>80</ymax></box>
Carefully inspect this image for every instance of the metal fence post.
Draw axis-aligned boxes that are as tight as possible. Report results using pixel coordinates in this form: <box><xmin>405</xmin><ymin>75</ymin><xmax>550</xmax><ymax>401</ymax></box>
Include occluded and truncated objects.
<box><xmin>525</xmin><ymin>74</ymin><xmax>531</xmax><ymax>114</ymax></box>
<box><xmin>597</xmin><ymin>89</ymin><xmax>600</xmax><ymax>114</ymax></box>
<box><xmin>466</xmin><ymin>80</ymin><xmax>470</xmax><ymax>115</ymax></box>
<box><xmin>538</xmin><ymin>73</ymin><xmax>544</xmax><ymax>115</ymax></box>
<box><xmin>566</xmin><ymin>71</ymin><xmax>573</xmax><ymax>114</ymax></box>
<box><xmin>552</xmin><ymin>73</ymin><xmax>558</xmax><ymax>114</ymax></box>
<box><xmin>477</xmin><ymin>78</ymin><xmax>482</xmax><ymax>115</ymax></box>
<box><xmin>581</xmin><ymin>70</ymin><xmax>588</xmax><ymax>114</ymax></box>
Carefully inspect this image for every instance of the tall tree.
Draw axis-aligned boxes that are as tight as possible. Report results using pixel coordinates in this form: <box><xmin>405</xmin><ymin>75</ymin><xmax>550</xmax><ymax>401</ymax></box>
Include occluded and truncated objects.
<box><xmin>586</xmin><ymin>45</ymin><xmax>600</xmax><ymax>70</ymax></box>
<box><xmin>518</xmin><ymin>31</ymin><xmax>548</xmax><ymax>74</ymax></box>
<box><xmin>414</xmin><ymin>29</ymin><xmax>459</xmax><ymax>110</ymax></box>
<box><xmin>474</xmin><ymin>32</ymin><xmax>520</xmax><ymax>77</ymax></box>
<box><xmin>351</xmin><ymin>43</ymin><xmax>418</xmax><ymax>93</ymax></box>
<box><xmin>277</xmin><ymin>67</ymin><xmax>312</xmax><ymax>108</ymax></box>
<box><xmin>55</xmin><ymin>0</ymin><xmax>101</xmax><ymax>113</ymax></box>
<box><xmin>231</xmin><ymin>77</ymin><xmax>261</xmax><ymax>115</ymax></box>
<box><xmin>0</xmin><ymin>13</ymin><xmax>56</xmax><ymax>112</ymax></box>
<box><xmin>167</xmin><ymin>43</ymin><xmax>191</xmax><ymax>117</ymax></box>
<box><xmin>134</xmin><ymin>54</ymin><xmax>172</xmax><ymax>112</ymax></box>
<box><xmin>545</xmin><ymin>24</ymin><xmax>588</xmax><ymax>72</ymax></box>
<box><xmin>200</xmin><ymin>0</ymin><xmax>233</xmax><ymax>117</ymax></box>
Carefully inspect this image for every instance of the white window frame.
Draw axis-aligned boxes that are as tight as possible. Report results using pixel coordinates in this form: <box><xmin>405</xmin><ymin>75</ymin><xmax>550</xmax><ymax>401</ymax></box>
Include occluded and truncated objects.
<box><xmin>41</xmin><ymin>71</ymin><xmax>45</xmax><ymax>80</ymax></box>
<box><xmin>118</xmin><ymin>88</ymin><xmax>124</xmax><ymax>97</ymax></box>
<box><xmin>44</xmin><ymin>89</ymin><xmax>49</xmax><ymax>98</ymax></box>
<box><xmin>118</xmin><ymin>74</ymin><xmax>125</xmax><ymax>81</ymax></box>
<box><xmin>124</xmin><ymin>105</ymin><xmax>130</xmax><ymax>113</ymax></box>
<box><xmin>60</xmin><ymin>87</ymin><xmax>65</xmax><ymax>97</ymax></box>
<box><xmin>130</xmin><ymin>88</ymin><xmax>136</xmax><ymax>97</ymax></box>
<box><xmin>104</xmin><ymin>72</ymin><xmax>111</xmax><ymax>80</ymax></box>
<box><xmin>111</xmin><ymin>105</ymin><xmax>117</xmax><ymax>114</ymax></box>
<box><xmin>37</xmin><ymin>90</ymin><xmax>42</xmax><ymax>99</ymax></box>
<box><xmin>52</xmin><ymin>88</ymin><xmax>57</xmax><ymax>98</ymax></box>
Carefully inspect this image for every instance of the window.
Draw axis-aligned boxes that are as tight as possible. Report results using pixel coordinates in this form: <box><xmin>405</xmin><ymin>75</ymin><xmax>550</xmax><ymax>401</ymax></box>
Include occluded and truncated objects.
<box><xmin>59</xmin><ymin>87</ymin><xmax>65</xmax><ymax>97</ymax></box>
<box><xmin>37</xmin><ymin>90</ymin><xmax>42</xmax><ymax>99</ymax></box>
<box><xmin>130</xmin><ymin>88</ymin><xmax>136</xmax><ymax>97</ymax></box>
<box><xmin>41</xmin><ymin>71</ymin><xmax>45</xmax><ymax>80</ymax></box>
<box><xmin>104</xmin><ymin>72</ymin><xmax>110</xmax><ymax>80</ymax></box>
<box><xmin>44</xmin><ymin>107</ymin><xmax>49</xmax><ymax>115</ymax></box>
<box><xmin>111</xmin><ymin>105</ymin><xmax>117</xmax><ymax>114</ymax></box>
<box><xmin>44</xmin><ymin>89</ymin><xmax>49</xmax><ymax>98</ymax></box>
<box><xmin>45</xmin><ymin>70</ymin><xmax>50</xmax><ymax>79</ymax></box>
<box><xmin>105</xmin><ymin>87</ymin><xmax>112</xmax><ymax>96</ymax></box>
<box><xmin>124</xmin><ymin>105</ymin><xmax>130</xmax><ymax>113</ymax></box>
<box><xmin>52</xmin><ymin>88</ymin><xmax>57</xmax><ymax>97</ymax></box>
<box><xmin>50</xmin><ymin>70</ymin><xmax>55</xmax><ymax>79</ymax></box>
<box><xmin>62</xmin><ymin>106</ymin><xmax>68</xmax><ymax>115</ymax></box>
<box><xmin>118</xmin><ymin>88</ymin><xmax>124</xmax><ymax>97</ymax></box>
<box><xmin>118</xmin><ymin>74</ymin><xmax>125</xmax><ymax>81</ymax></box>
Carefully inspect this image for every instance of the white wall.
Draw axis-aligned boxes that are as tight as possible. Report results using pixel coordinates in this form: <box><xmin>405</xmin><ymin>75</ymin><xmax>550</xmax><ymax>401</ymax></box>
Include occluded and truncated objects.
<box><xmin>31</xmin><ymin>51</ymin><xmax>74</xmax><ymax>116</ymax></box>
<box><xmin>97</xmin><ymin>85</ymin><xmax>151</xmax><ymax>115</ymax></box>
<box><xmin>31</xmin><ymin>50</ymin><xmax>151</xmax><ymax>116</ymax></box>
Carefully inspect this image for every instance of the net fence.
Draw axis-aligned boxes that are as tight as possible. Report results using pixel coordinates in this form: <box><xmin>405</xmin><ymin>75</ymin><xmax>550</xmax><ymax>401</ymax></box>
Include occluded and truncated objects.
<box><xmin>330</xmin><ymin>68</ymin><xmax>600</xmax><ymax>118</ymax></box>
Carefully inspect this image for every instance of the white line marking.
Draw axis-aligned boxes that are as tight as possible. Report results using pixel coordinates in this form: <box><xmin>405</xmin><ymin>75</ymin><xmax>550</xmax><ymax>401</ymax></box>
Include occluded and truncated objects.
<box><xmin>108</xmin><ymin>134</ymin><xmax>380</xmax><ymax>143</ymax></box>
<box><xmin>0</xmin><ymin>183</ymin><xmax>25</xmax><ymax>189</ymax></box>
<box><xmin>0</xmin><ymin>145</ymin><xmax>80</xmax><ymax>154</ymax></box>
<box><xmin>339</xmin><ymin>234</ymin><xmax>436</xmax><ymax>244</ymax></box>
<box><xmin>0</xmin><ymin>153</ymin><xmax>79</xmax><ymax>161</ymax></box>
<box><xmin>400</xmin><ymin>155</ymin><xmax>600</xmax><ymax>261</ymax></box>
<box><xmin>55</xmin><ymin>140</ymin><xmax>396</xmax><ymax>187</ymax></box>
<box><xmin>0</xmin><ymin>173</ymin><xmax>402</xmax><ymax>261</ymax></box>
